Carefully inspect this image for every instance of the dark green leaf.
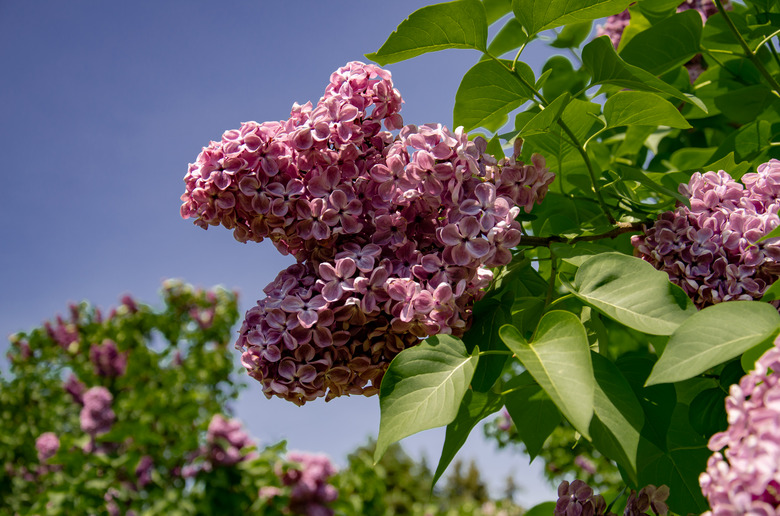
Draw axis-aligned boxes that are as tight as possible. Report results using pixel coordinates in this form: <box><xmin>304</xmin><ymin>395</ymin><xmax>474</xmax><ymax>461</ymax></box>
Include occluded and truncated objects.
<box><xmin>740</xmin><ymin>328</ymin><xmax>779</xmax><ymax>372</ymax></box>
<box><xmin>375</xmin><ymin>335</ymin><xmax>479</xmax><ymax>461</ymax></box>
<box><xmin>499</xmin><ymin>311</ymin><xmax>595</xmax><ymax>438</ymax></box>
<box><xmin>433</xmin><ymin>389</ymin><xmax>504</xmax><ymax>485</ymax></box>
<box><xmin>619</xmin><ymin>10</ymin><xmax>703</xmax><ymax>75</ymax></box>
<box><xmin>503</xmin><ymin>371</ymin><xmax>562</xmax><ymax>460</ymax></box>
<box><xmin>710</xmin><ymin>119</ymin><xmax>773</xmax><ymax>164</ymax></box>
<box><xmin>702</xmin><ymin>152</ymin><xmax>752</xmax><ymax>179</ymax></box>
<box><xmin>465</xmin><ymin>293</ymin><xmax>513</xmax><ymax>392</ymax></box>
<box><xmin>758</xmin><ymin>224</ymin><xmax>780</xmax><ymax>243</ymax></box>
<box><xmin>454</xmin><ymin>59</ymin><xmax>535</xmax><ymax>132</ymax></box>
<box><xmin>604</xmin><ymin>91</ymin><xmax>692</xmax><ymax>129</ymax></box>
<box><xmin>582</xmin><ymin>36</ymin><xmax>707</xmax><ymax>111</ymax></box>
<box><xmin>366</xmin><ymin>0</ymin><xmax>488</xmax><ymax>65</ymax></box>
<box><xmin>617</xmin><ymin>164</ymin><xmax>690</xmax><ymax>205</ymax></box>
<box><xmin>761</xmin><ymin>279</ymin><xmax>780</xmax><ymax>301</ymax></box>
<box><xmin>512</xmin><ymin>0</ymin><xmax>632</xmax><ymax>35</ymax></box>
<box><xmin>647</xmin><ymin>301</ymin><xmax>780</xmax><ymax>385</ymax></box>
<box><xmin>550</xmin><ymin>20</ymin><xmax>593</xmax><ymax>49</ymax></box>
<box><xmin>540</xmin><ymin>55</ymin><xmax>589</xmax><ymax>102</ymax></box>
<box><xmin>483</xmin><ymin>0</ymin><xmax>513</xmax><ymax>24</ymax></box>
<box><xmin>589</xmin><ymin>352</ymin><xmax>645</xmax><ymax>483</ymax></box>
<box><xmin>519</xmin><ymin>93</ymin><xmax>571</xmax><ymax>136</ymax></box>
<box><xmin>487</xmin><ymin>17</ymin><xmax>527</xmax><ymax>56</ymax></box>
<box><xmin>715</xmin><ymin>84</ymin><xmax>775</xmax><ymax>125</ymax></box>
<box><xmin>561</xmin><ymin>253</ymin><xmax>697</xmax><ymax>335</ymax></box>
<box><xmin>524</xmin><ymin>502</ymin><xmax>558</xmax><ymax>516</ymax></box>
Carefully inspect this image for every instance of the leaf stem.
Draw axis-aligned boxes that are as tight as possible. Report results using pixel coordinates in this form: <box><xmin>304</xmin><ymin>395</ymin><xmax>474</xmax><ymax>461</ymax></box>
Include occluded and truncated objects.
<box><xmin>511</xmin><ymin>40</ymin><xmax>529</xmax><ymax>71</ymax></box>
<box><xmin>519</xmin><ymin>221</ymin><xmax>645</xmax><ymax>248</ymax></box>
<box><xmin>545</xmin><ymin>248</ymin><xmax>558</xmax><ymax>307</ymax></box>
<box><xmin>713</xmin><ymin>0</ymin><xmax>780</xmax><ymax>97</ymax></box>
<box><xmin>478</xmin><ymin>350</ymin><xmax>514</xmax><ymax>356</ymax></box>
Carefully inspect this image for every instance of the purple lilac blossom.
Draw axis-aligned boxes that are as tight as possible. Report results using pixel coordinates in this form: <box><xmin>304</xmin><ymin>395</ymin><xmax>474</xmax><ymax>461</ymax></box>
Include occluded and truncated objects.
<box><xmin>632</xmin><ymin>160</ymin><xmax>780</xmax><ymax>309</ymax></box>
<box><xmin>204</xmin><ymin>414</ymin><xmax>255</xmax><ymax>468</ymax></box>
<box><xmin>35</xmin><ymin>432</ymin><xmax>60</xmax><ymax>462</ymax></box>
<box><xmin>281</xmin><ymin>451</ymin><xmax>338</xmax><ymax>516</ymax></box>
<box><xmin>699</xmin><ymin>335</ymin><xmax>780</xmax><ymax>515</ymax></box>
<box><xmin>182</xmin><ymin>61</ymin><xmax>555</xmax><ymax>405</ymax></box>
<box><xmin>64</xmin><ymin>373</ymin><xmax>86</xmax><ymax>404</ymax></box>
<box><xmin>554</xmin><ymin>479</ymin><xmax>606</xmax><ymax>516</ymax></box>
<box><xmin>89</xmin><ymin>339</ymin><xmax>127</xmax><ymax>377</ymax></box>
<box><xmin>135</xmin><ymin>455</ymin><xmax>153</xmax><ymax>488</ymax></box>
<box><xmin>79</xmin><ymin>386</ymin><xmax>116</xmax><ymax>436</ymax></box>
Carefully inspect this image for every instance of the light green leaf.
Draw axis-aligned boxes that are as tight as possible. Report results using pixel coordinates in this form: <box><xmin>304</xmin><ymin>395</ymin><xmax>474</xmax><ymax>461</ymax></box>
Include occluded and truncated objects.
<box><xmin>499</xmin><ymin>311</ymin><xmax>595</xmax><ymax>439</ymax></box>
<box><xmin>487</xmin><ymin>17</ymin><xmax>527</xmax><ymax>57</ymax></box>
<box><xmin>454</xmin><ymin>59</ymin><xmax>535</xmax><ymax>131</ymax></box>
<box><xmin>582</xmin><ymin>36</ymin><xmax>707</xmax><ymax>111</ymax></box>
<box><xmin>366</xmin><ymin>0</ymin><xmax>488</xmax><ymax>65</ymax></box>
<box><xmin>619</xmin><ymin>10</ymin><xmax>703</xmax><ymax>76</ymax></box>
<box><xmin>646</xmin><ymin>301</ymin><xmax>780</xmax><ymax>385</ymax></box>
<box><xmin>589</xmin><ymin>352</ymin><xmax>644</xmax><ymax>484</ymax></box>
<box><xmin>758</xmin><ymin>224</ymin><xmax>780</xmax><ymax>244</ymax></box>
<box><xmin>512</xmin><ymin>0</ymin><xmax>632</xmax><ymax>35</ymax></box>
<box><xmin>561</xmin><ymin>253</ymin><xmax>697</xmax><ymax>335</ymax></box>
<box><xmin>519</xmin><ymin>93</ymin><xmax>571</xmax><ymax>136</ymax></box>
<box><xmin>550</xmin><ymin>20</ymin><xmax>593</xmax><ymax>49</ymax></box>
<box><xmin>761</xmin><ymin>279</ymin><xmax>780</xmax><ymax>301</ymax></box>
<box><xmin>433</xmin><ymin>389</ymin><xmax>503</xmax><ymax>486</ymax></box>
<box><xmin>605</xmin><ymin>91</ymin><xmax>692</xmax><ymax>129</ymax></box>
<box><xmin>483</xmin><ymin>0</ymin><xmax>513</xmax><ymax>24</ymax></box>
<box><xmin>617</xmin><ymin>164</ymin><xmax>690</xmax><ymax>206</ymax></box>
<box><xmin>503</xmin><ymin>371</ymin><xmax>562</xmax><ymax>460</ymax></box>
<box><xmin>375</xmin><ymin>335</ymin><xmax>479</xmax><ymax>461</ymax></box>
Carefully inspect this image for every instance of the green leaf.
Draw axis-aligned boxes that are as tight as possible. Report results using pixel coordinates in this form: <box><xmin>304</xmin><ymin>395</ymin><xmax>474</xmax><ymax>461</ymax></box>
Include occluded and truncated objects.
<box><xmin>689</xmin><ymin>387</ymin><xmax>727</xmax><ymax>438</ymax></box>
<box><xmin>619</xmin><ymin>10</ymin><xmax>703</xmax><ymax>76</ymax></box>
<box><xmin>758</xmin><ymin>224</ymin><xmax>780</xmax><ymax>244</ymax></box>
<box><xmin>716</xmin><ymin>84</ymin><xmax>775</xmax><ymax>125</ymax></box>
<box><xmin>512</xmin><ymin>0</ymin><xmax>632</xmax><ymax>35</ymax></box>
<box><xmin>454</xmin><ymin>59</ymin><xmax>535</xmax><ymax>132</ymax></box>
<box><xmin>710</xmin><ymin>119</ymin><xmax>773</xmax><ymax>164</ymax></box>
<box><xmin>433</xmin><ymin>389</ymin><xmax>503</xmax><ymax>486</ymax></box>
<box><xmin>561</xmin><ymin>253</ymin><xmax>697</xmax><ymax>335</ymax></box>
<box><xmin>762</xmin><ymin>279</ymin><xmax>780</xmax><ymax>301</ymax></box>
<box><xmin>519</xmin><ymin>93</ymin><xmax>571</xmax><ymax>136</ymax></box>
<box><xmin>702</xmin><ymin>152</ymin><xmax>752</xmax><ymax>179</ymax></box>
<box><xmin>375</xmin><ymin>335</ymin><xmax>479</xmax><ymax>461</ymax></box>
<box><xmin>646</xmin><ymin>301</ymin><xmax>780</xmax><ymax>385</ymax></box>
<box><xmin>589</xmin><ymin>352</ymin><xmax>645</xmax><ymax>483</ymax></box>
<box><xmin>604</xmin><ymin>91</ymin><xmax>692</xmax><ymax>129</ymax></box>
<box><xmin>365</xmin><ymin>0</ymin><xmax>488</xmax><ymax>65</ymax></box>
<box><xmin>582</xmin><ymin>36</ymin><xmax>707</xmax><ymax>111</ymax></box>
<box><xmin>616</xmin><ymin>164</ymin><xmax>690</xmax><ymax>205</ymax></box>
<box><xmin>483</xmin><ymin>0</ymin><xmax>513</xmax><ymax>24</ymax></box>
<box><xmin>499</xmin><ymin>311</ymin><xmax>595</xmax><ymax>439</ymax></box>
<box><xmin>465</xmin><ymin>293</ymin><xmax>513</xmax><ymax>392</ymax></box>
<box><xmin>740</xmin><ymin>329</ymin><xmax>779</xmax><ymax>372</ymax></box>
<box><xmin>503</xmin><ymin>371</ymin><xmax>562</xmax><ymax>459</ymax></box>
<box><xmin>524</xmin><ymin>502</ymin><xmax>558</xmax><ymax>516</ymax></box>
<box><xmin>550</xmin><ymin>20</ymin><xmax>593</xmax><ymax>49</ymax></box>
<box><xmin>487</xmin><ymin>17</ymin><xmax>527</xmax><ymax>56</ymax></box>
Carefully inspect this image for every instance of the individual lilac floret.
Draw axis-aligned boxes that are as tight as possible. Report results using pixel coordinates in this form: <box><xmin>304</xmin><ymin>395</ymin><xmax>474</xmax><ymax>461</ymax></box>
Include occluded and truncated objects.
<box><xmin>89</xmin><ymin>339</ymin><xmax>127</xmax><ymax>377</ymax></box>
<box><xmin>35</xmin><ymin>432</ymin><xmax>60</xmax><ymax>462</ymax></box>
<box><xmin>204</xmin><ymin>414</ymin><xmax>255</xmax><ymax>468</ymax></box>
<box><xmin>282</xmin><ymin>452</ymin><xmax>338</xmax><ymax>516</ymax></box>
<box><xmin>699</xmin><ymin>334</ymin><xmax>780</xmax><ymax>515</ymax></box>
<box><xmin>632</xmin><ymin>161</ymin><xmax>780</xmax><ymax>309</ymax></box>
<box><xmin>79</xmin><ymin>386</ymin><xmax>116</xmax><ymax>436</ymax></box>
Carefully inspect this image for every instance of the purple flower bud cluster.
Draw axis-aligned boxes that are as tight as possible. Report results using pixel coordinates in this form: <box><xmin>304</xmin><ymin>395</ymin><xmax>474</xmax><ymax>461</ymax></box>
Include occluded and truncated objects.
<box><xmin>35</xmin><ymin>432</ymin><xmax>60</xmax><ymax>462</ymax></box>
<box><xmin>64</xmin><ymin>373</ymin><xmax>86</xmax><ymax>404</ymax></box>
<box><xmin>699</xmin><ymin>335</ymin><xmax>780</xmax><ymax>515</ymax></box>
<box><xmin>555</xmin><ymin>479</ymin><xmax>607</xmax><ymax>516</ymax></box>
<box><xmin>204</xmin><ymin>414</ymin><xmax>255</xmax><ymax>468</ymax></box>
<box><xmin>180</xmin><ymin>61</ymin><xmax>553</xmax><ymax>405</ymax></box>
<box><xmin>281</xmin><ymin>451</ymin><xmax>338</xmax><ymax>516</ymax></box>
<box><xmin>632</xmin><ymin>161</ymin><xmax>780</xmax><ymax>309</ymax></box>
<box><xmin>89</xmin><ymin>339</ymin><xmax>127</xmax><ymax>377</ymax></box>
<box><xmin>79</xmin><ymin>386</ymin><xmax>116</xmax><ymax>436</ymax></box>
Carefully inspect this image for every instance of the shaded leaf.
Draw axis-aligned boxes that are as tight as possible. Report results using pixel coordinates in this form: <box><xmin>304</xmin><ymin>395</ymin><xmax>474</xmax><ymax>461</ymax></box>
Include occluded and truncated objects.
<box><xmin>504</xmin><ymin>371</ymin><xmax>562</xmax><ymax>460</ymax></box>
<box><xmin>647</xmin><ymin>301</ymin><xmax>780</xmax><ymax>385</ymax></box>
<box><xmin>550</xmin><ymin>20</ymin><xmax>593</xmax><ymax>49</ymax></box>
<box><xmin>619</xmin><ymin>10</ymin><xmax>703</xmax><ymax>75</ymax></box>
<box><xmin>465</xmin><ymin>292</ymin><xmax>513</xmax><ymax>392</ymax></box>
<box><xmin>375</xmin><ymin>335</ymin><xmax>479</xmax><ymax>461</ymax></box>
<box><xmin>366</xmin><ymin>0</ymin><xmax>487</xmax><ymax>65</ymax></box>
<box><xmin>519</xmin><ymin>93</ymin><xmax>571</xmax><ymax>136</ymax></box>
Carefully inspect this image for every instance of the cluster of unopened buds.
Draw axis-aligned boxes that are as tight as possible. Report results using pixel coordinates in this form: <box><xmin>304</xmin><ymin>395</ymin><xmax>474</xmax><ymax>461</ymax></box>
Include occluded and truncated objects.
<box><xmin>633</xmin><ymin>160</ymin><xmax>780</xmax><ymax>309</ymax></box>
<box><xmin>700</xmin><ymin>334</ymin><xmax>780</xmax><ymax>514</ymax></box>
<box><xmin>181</xmin><ymin>61</ymin><xmax>554</xmax><ymax>405</ymax></box>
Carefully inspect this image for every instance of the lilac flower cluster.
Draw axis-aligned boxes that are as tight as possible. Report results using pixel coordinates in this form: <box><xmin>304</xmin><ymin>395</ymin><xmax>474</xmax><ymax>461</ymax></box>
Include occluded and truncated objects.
<box><xmin>181</xmin><ymin>61</ymin><xmax>553</xmax><ymax>405</ymax></box>
<box><xmin>35</xmin><ymin>432</ymin><xmax>60</xmax><ymax>462</ymax></box>
<box><xmin>281</xmin><ymin>451</ymin><xmax>338</xmax><ymax>516</ymax></box>
<box><xmin>632</xmin><ymin>161</ymin><xmax>780</xmax><ymax>309</ymax></box>
<box><xmin>89</xmin><ymin>339</ymin><xmax>127</xmax><ymax>377</ymax></box>
<box><xmin>555</xmin><ymin>479</ymin><xmax>607</xmax><ymax>516</ymax></box>
<box><xmin>597</xmin><ymin>0</ymin><xmax>724</xmax><ymax>81</ymax></box>
<box><xmin>182</xmin><ymin>414</ymin><xmax>256</xmax><ymax>477</ymax></box>
<box><xmin>79</xmin><ymin>386</ymin><xmax>116</xmax><ymax>437</ymax></box>
<box><xmin>700</xmin><ymin>335</ymin><xmax>780</xmax><ymax>515</ymax></box>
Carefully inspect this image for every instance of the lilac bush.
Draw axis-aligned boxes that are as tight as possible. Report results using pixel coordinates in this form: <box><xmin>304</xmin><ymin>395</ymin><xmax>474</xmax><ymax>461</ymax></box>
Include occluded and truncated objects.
<box><xmin>632</xmin><ymin>160</ymin><xmax>780</xmax><ymax>309</ymax></box>
<box><xmin>181</xmin><ymin>61</ymin><xmax>554</xmax><ymax>405</ymax></box>
<box><xmin>699</xmin><ymin>335</ymin><xmax>780</xmax><ymax>514</ymax></box>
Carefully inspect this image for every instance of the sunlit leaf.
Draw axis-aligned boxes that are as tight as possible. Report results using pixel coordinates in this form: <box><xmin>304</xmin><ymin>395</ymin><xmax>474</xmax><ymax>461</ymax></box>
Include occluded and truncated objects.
<box><xmin>619</xmin><ymin>10</ymin><xmax>703</xmax><ymax>75</ymax></box>
<box><xmin>604</xmin><ymin>91</ymin><xmax>692</xmax><ymax>129</ymax></box>
<box><xmin>512</xmin><ymin>0</ymin><xmax>632</xmax><ymax>35</ymax></box>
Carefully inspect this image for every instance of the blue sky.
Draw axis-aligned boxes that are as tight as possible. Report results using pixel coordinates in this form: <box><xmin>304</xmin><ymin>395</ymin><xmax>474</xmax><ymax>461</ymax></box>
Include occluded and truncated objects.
<box><xmin>0</xmin><ymin>1</ymin><xmax>560</xmax><ymax>504</ymax></box>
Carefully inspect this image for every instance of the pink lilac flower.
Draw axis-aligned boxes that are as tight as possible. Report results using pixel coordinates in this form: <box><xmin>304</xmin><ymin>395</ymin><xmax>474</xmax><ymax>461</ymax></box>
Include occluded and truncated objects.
<box><xmin>79</xmin><ymin>386</ymin><xmax>116</xmax><ymax>436</ymax></box>
<box><xmin>89</xmin><ymin>339</ymin><xmax>128</xmax><ymax>377</ymax></box>
<box><xmin>700</xmin><ymin>334</ymin><xmax>780</xmax><ymax>515</ymax></box>
<box><xmin>64</xmin><ymin>373</ymin><xmax>86</xmax><ymax>404</ymax></box>
<box><xmin>204</xmin><ymin>414</ymin><xmax>255</xmax><ymax>467</ymax></box>
<box><xmin>282</xmin><ymin>452</ymin><xmax>338</xmax><ymax>516</ymax></box>
<box><xmin>35</xmin><ymin>432</ymin><xmax>60</xmax><ymax>462</ymax></box>
<box><xmin>633</xmin><ymin>160</ymin><xmax>780</xmax><ymax>309</ymax></box>
<box><xmin>184</xmin><ymin>62</ymin><xmax>555</xmax><ymax>405</ymax></box>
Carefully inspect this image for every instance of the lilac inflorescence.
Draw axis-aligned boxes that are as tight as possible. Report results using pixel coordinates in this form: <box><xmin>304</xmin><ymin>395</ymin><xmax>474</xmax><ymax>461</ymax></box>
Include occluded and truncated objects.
<box><xmin>181</xmin><ymin>61</ymin><xmax>554</xmax><ymax>405</ymax></box>
<box><xmin>699</xmin><ymin>335</ymin><xmax>780</xmax><ymax>515</ymax></box>
<box><xmin>203</xmin><ymin>414</ymin><xmax>255</xmax><ymax>468</ymax></box>
<box><xmin>79</xmin><ymin>386</ymin><xmax>116</xmax><ymax>436</ymax></box>
<box><xmin>89</xmin><ymin>339</ymin><xmax>127</xmax><ymax>377</ymax></box>
<box><xmin>282</xmin><ymin>451</ymin><xmax>338</xmax><ymax>516</ymax></box>
<box><xmin>632</xmin><ymin>161</ymin><xmax>780</xmax><ymax>309</ymax></box>
<box><xmin>35</xmin><ymin>432</ymin><xmax>60</xmax><ymax>462</ymax></box>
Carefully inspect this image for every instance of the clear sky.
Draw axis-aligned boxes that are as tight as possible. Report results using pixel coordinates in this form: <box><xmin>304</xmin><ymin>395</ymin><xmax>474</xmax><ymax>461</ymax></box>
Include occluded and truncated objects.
<box><xmin>0</xmin><ymin>1</ymin><xmax>561</xmax><ymax>505</ymax></box>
